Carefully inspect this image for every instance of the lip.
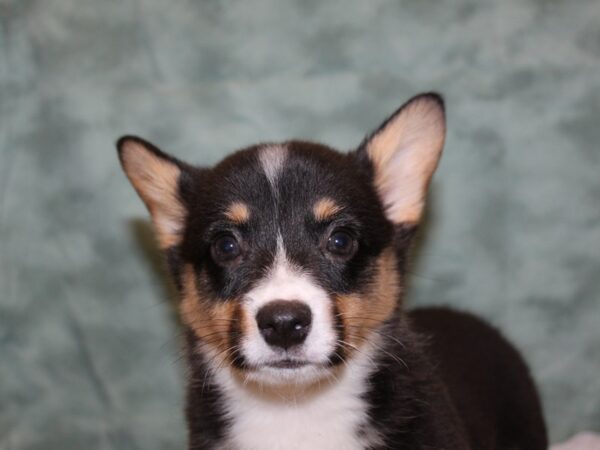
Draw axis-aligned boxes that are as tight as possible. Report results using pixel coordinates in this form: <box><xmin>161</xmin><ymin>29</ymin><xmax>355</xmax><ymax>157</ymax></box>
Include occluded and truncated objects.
<box><xmin>265</xmin><ymin>359</ymin><xmax>310</xmax><ymax>369</ymax></box>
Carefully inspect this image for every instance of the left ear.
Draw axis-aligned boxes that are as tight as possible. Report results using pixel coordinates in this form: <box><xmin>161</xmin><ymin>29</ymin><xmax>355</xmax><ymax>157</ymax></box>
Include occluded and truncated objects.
<box><xmin>117</xmin><ymin>136</ymin><xmax>187</xmax><ymax>249</ymax></box>
<box><xmin>357</xmin><ymin>93</ymin><xmax>446</xmax><ymax>225</ymax></box>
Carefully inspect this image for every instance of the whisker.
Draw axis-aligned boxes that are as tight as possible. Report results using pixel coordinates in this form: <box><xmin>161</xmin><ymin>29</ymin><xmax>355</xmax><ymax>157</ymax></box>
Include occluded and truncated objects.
<box><xmin>344</xmin><ymin>332</ymin><xmax>409</xmax><ymax>370</ymax></box>
<box><xmin>343</xmin><ymin>325</ymin><xmax>407</xmax><ymax>350</ymax></box>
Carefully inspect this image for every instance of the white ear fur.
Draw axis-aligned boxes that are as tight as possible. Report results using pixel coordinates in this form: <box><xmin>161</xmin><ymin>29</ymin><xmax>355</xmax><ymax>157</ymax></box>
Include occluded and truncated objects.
<box><xmin>364</xmin><ymin>93</ymin><xmax>446</xmax><ymax>224</ymax></box>
<box><xmin>117</xmin><ymin>137</ymin><xmax>186</xmax><ymax>248</ymax></box>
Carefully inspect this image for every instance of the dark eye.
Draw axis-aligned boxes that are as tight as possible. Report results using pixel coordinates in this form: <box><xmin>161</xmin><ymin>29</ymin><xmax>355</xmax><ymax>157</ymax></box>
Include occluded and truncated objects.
<box><xmin>326</xmin><ymin>230</ymin><xmax>355</xmax><ymax>257</ymax></box>
<box><xmin>211</xmin><ymin>234</ymin><xmax>241</xmax><ymax>263</ymax></box>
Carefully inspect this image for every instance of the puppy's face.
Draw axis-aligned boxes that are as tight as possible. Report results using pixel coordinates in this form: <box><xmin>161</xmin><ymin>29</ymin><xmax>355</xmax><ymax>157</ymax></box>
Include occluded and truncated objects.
<box><xmin>118</xmin><ymin>94</ymin><xmax>445</xmax><ymax>386</ymax></box>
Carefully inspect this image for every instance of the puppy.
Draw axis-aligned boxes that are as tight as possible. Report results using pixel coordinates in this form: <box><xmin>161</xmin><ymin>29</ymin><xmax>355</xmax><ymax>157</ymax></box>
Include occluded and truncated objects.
<box><xmin>117</xmin><ymin>93</ymin><xmax>548</xmax><ymax>450</ymax></box>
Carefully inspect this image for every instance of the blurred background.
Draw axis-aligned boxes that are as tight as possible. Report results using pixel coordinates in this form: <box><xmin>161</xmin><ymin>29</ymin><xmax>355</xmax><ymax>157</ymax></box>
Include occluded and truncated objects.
<box><xmin>1</xmin><ymin>0</ymin><xmax>599</xmax><ymax>448</ymax></box>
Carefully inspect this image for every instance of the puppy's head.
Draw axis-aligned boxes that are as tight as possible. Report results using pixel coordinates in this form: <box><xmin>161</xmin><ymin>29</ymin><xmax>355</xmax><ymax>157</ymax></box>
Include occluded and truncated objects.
<box><xmin>117</xmin><ymin>93</ymin><xmax>445</xmax><ymax>386</ymax></box>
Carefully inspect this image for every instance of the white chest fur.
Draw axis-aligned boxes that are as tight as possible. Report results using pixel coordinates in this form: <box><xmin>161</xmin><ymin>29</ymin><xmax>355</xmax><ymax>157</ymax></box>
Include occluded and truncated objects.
<box><xmin>215</xmin><ymin>351</ymin><xmax>380</xmax><ymax>450</ymax></box>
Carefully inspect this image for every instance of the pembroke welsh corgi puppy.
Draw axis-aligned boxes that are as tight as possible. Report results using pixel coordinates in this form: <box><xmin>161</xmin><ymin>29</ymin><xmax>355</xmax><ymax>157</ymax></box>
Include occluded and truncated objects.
<box><xmin>117</xmin><ymin>93</ymin><xmax>547</xmax><ymax>450</ymax></box>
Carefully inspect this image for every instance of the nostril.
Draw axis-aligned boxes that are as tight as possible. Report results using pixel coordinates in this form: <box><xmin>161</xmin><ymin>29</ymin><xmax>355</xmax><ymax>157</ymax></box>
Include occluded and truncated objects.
<box><xmin>256</xmin><ymin>300</ymin><xmax>312</xmax><ymax>350</ymax></box>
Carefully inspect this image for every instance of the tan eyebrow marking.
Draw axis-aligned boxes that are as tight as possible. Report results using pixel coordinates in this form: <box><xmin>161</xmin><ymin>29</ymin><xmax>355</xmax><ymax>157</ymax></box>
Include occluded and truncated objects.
<box><xmin>313</xmin><ymin>197</ymin><xmax>342</xmax><ymax>221</ymax></box>
<box><xmin>225</xmin><ymin>202</ymin><xmax>250</xmax><ymax>224</ymax></box>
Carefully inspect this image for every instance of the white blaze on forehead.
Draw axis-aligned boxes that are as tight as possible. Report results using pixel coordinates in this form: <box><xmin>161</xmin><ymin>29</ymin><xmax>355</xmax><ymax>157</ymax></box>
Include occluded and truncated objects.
<box><xmin>241</xmin><ymin>235</ymin><xmax>337</xmax><ymax>370</ymax></box>
<box><xmin>259</xmin><ymin>144</ymin><xmax>288</xmax><ymax>187</ymax></box>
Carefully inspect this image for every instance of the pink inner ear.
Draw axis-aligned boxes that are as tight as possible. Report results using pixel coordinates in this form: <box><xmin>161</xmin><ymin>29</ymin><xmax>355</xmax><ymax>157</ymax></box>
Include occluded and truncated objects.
<box><xmin>365</xmin><ymin>97</ymin><xmax>446</xmax><ymax>225</ymax></box>
<box><xmin>120</xmin><ymin>140</ymin><xmax>186</xmax><ymax>248</ymax></box>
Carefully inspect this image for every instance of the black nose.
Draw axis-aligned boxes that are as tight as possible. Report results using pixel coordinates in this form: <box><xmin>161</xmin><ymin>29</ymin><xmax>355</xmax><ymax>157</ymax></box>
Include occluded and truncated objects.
<box><xmin>256</xmin><ymin>300</ymin><xmax>312</xmax><ymax>350</ymax></box>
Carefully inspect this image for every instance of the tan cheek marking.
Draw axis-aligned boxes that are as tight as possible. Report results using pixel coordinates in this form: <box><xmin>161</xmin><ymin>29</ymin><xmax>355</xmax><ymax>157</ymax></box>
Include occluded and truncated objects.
<box><xmin>313</xmin><ymin>197</ymin><xmax>342</xmax><ymax>221</ymax></box>
<box><xmin>237</xmin><ymin>300</ymin><xmax>251</xmax><ymax>339</ymax></box>
<box><xmin>180</xmin><ymin>264</ymin><xmax>237</xmax><ymax>357</ymax></box>
<box><xmin>335</xmin><ymin>248</ymin><xmax>400</xmax><ymax>352</ymax></box>
<box><xmin>225</xmin><ymin>201</ymin><xmax>250</xmax><ymax>224</ymax></box>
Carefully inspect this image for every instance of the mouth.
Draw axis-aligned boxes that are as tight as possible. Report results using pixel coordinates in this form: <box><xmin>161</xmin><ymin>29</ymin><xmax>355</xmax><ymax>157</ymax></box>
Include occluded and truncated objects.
<box><xmin>265</xmin><ymin>359</ymin><xmax>311</xmax><ymax>369</ymax></box>
<box><xmin>243</xmin><ymin>358</ymin><xmax>331</xmax><ymax>386</ymax></box>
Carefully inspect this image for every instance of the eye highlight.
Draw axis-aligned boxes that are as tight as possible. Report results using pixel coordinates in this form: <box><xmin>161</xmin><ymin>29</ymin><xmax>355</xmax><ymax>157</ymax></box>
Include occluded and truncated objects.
<box><xmin>326</xmin><ymin>230</ymin><xmax>356</xmax><ymax>257</ymax></box>
<box><xmin>211</xmin><ymin>234</ymin><xmax>242</xmax><ymax>263</ymax></box>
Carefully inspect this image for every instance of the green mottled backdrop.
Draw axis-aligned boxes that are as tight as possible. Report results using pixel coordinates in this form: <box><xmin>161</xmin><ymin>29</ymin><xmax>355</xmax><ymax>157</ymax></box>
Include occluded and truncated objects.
<box><xmin>1</xmin><ymin>1</ymin><xmax>599</xmax><ymax>448</ymax></box>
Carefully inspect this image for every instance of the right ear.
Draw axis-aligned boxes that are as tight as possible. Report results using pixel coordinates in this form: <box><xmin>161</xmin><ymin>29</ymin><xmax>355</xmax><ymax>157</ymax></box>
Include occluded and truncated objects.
<box><xmin>117</xmin><ymin>136</ymin><xmax>187</xmax><ymax>249</ymax></box>
<box><xmin>355</xmin><ymin>93</ymin><xmax>446</xmax><ymax>225</ymax></box>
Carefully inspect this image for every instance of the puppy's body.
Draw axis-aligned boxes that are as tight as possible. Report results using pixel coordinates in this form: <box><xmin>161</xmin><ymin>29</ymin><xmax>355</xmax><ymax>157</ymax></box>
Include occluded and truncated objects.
<box><xmin>118</xmin><ymin>94</ymin><xmax>548</xmax><ymax>449</ymax></box>
<box><xmin>410</xmin><ymin>308</ymin><xmax>548</xmax><ymax>450</ymax></box>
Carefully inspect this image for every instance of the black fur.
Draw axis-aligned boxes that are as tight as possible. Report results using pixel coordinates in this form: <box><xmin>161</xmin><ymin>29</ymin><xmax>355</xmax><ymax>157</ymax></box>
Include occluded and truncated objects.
<box><xmin>355</xmin><ymin>307</ymin><xmax>548</xmax><ymax>450</ymax></box>
<box><xmin>409</xmin><ymin>307</ymin><xmax>548</xmax><ymax>450</ymax></box>
<box><xmin>184</xmin><ymin>330</ymin><xmax>231</xmax><ymax>449</ymax></box>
